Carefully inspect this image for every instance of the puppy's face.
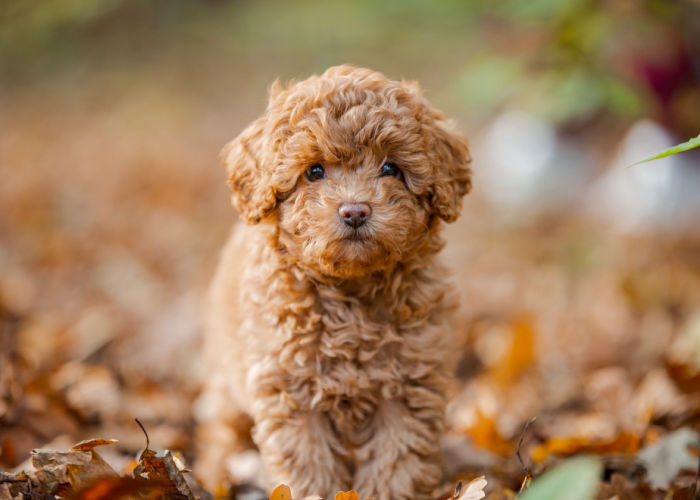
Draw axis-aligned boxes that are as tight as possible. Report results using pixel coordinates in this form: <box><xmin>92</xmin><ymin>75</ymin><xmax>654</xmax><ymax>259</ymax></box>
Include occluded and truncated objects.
<box><xmin>277</xmin><ymin>153</ymin><xmax>429</xmax><ymax>278</ymax></box>
<box><xmin>222</xmin><ymin>65</ymin><xmax>471</xmax><ymax>279</ymax></box>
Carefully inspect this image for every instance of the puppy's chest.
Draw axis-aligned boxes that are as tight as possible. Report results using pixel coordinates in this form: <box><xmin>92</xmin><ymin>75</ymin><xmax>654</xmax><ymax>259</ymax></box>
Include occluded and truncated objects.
<box><xmin>282</xmin><ymin>298</ymin><xmax>406</xmax><ymax>402</ymax></box>
<box><xmin>321</xmin><ymin>322</ymin><xmax>400</xmax><ymax>387</ymax></box>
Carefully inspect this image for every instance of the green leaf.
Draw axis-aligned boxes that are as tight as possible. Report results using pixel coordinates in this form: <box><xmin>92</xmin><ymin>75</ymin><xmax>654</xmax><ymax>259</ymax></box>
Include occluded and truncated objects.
<box><xmin>518</xmin><ymin>457</ymin><xmax>601</xmax><ymax>500</ymax></box>
<box><xmin>632</xmin><ymin>132</ymin><xmax>700</xmax><ymax>165</ymax></box>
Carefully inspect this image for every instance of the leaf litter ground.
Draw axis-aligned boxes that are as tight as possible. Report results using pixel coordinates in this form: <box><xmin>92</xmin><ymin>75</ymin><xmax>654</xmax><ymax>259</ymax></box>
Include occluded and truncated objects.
<box><xmin>1</xmin><ymin>73</ymin><xmax>700</xmax><ymax>500</ymax></box>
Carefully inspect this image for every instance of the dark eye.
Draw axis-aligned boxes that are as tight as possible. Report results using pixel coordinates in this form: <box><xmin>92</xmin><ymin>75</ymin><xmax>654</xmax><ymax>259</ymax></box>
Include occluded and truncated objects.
<box><xmin>305</xmin><ymin>164</ymin><xmax>325</xmax><ymax>182</ymax></box>
<box><xmin>380</xmin><ymin>162</ymin><xmax>400</xmax><ymax>178</ymax></box>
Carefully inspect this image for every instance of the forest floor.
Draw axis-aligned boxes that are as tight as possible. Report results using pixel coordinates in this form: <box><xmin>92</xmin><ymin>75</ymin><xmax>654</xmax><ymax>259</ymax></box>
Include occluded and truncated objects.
<box><xmin>2</xmin><ymin>67</ymin><xmax>700</xmax><ymax>499</ymax></box>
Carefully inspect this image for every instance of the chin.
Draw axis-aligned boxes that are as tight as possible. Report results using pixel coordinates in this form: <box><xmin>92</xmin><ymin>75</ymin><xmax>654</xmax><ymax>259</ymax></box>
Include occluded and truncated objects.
<box><xmin>310</xmin><ymin>237</ymin><xmax>399</xmax><ymax>280</ymax></box>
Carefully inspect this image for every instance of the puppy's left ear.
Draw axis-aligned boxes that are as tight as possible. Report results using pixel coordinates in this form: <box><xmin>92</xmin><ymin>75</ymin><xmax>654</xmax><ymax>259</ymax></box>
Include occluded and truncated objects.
<box><xmin>428</xmin><ymin>121</ymin><xmax>472</xmax><ymax>222</ymax></box>
<box><xmin>221</xmin><ymin>116</ymin><xmax>277</xmax><ymax>224</ymax></box>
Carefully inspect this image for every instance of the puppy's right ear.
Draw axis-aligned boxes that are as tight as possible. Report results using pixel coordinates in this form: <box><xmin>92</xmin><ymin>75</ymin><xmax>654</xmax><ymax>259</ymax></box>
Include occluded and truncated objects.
<box><xmin>221</xmin><ymin>116</ymin><xmax>277</xmax><ymax>224</ymax></box>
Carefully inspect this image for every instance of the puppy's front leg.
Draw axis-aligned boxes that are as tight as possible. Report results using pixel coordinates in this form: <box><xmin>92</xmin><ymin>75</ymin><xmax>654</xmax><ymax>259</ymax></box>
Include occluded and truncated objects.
<box><xmin>253</xmin><ymin>403</ymin><xmax>352</xmax><ymax>498</ymax></box>
<box><xmin>354</xmin><ymin>396</ymin><xmax>444</xmax><ymax>500</ymax></box>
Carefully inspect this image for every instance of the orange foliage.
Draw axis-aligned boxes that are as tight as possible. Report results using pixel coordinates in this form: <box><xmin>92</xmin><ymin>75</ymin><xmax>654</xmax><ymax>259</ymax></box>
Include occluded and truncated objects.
<box><xmin>489</xmin><ymin>316</ymin><xmax>536</xmax><ymax>388</ymax></box>
<box><xmin>530</xmin><ymin>432</ymin><xmax>641</xmax><ymax>464</ymax></box>
<box><xmin>464</xmin><ymin>410</ymin><xmax>513</xmax><ymax>456</ymax></box>
<box><xmin>269</xmin><ymin>484</ymin><xmax>293</xmax><ymax>500</ymax></box>
<box><xmin>335</xmin><ymin>491</ymin><xmax>360</xmax><ymax>500</ymax></box>
<box><xmin>335</xmin><ymin>490</ymin><xmax>372</xmax><ymax>500</ymax></box>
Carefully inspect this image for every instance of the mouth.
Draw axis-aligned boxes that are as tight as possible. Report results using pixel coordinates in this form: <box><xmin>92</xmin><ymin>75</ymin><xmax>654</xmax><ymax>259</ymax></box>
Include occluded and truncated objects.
<box><xmin>311</xmin><ymin>231</ymin><xmax>394</xmax><ymax>278</ymax></box>
<box><xmin>342</xmin><ymin>230</ymin><xmax>369</xmax><ymax>242</ymax></box>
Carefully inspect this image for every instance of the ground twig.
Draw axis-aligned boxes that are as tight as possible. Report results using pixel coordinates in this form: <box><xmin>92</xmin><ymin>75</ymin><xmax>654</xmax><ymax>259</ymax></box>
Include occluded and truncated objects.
<box><xmin>516</xmin><ymin>417</ymin><xmax>537</xmax><ymax>494</ymax></box>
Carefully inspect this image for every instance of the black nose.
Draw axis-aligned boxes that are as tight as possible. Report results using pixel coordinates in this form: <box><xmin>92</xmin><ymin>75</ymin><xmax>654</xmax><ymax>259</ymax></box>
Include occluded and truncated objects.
<box><xmin>338</xmin><ymin>202</ymin><xmax>371</xmax><ymax>228</ymax></box>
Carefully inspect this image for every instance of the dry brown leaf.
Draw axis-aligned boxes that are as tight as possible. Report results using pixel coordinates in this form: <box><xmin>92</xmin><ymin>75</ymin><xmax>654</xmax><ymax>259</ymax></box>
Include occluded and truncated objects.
<box><xmin>489</xmin><ymin>316</ymin><xmax>536</xmax><ymax>388</ymax></box>
<box><xmin>0</xmin><ymin>471</ymin><xmax>33</xmax><ymax>499</ymax></box>
<box><xmin>463</xmin><ymin>410</ymin><xmax>513</xmax><ymax>456</ymax></box>
<box><xmin>70</xmin><ymin>439</ymin><xmax>119</xmax><ymax>452</ymax></box>
<box><xmin>131</xmin><ymin>418</ymin><xmax>195</xmax><ymax>500</ymax></box>
<box><xmin>133</xmin><ymin>448</ymin><xmax>194</xmax><ymax>499</ymax></box>
<box><xmin>666</xmin><ymin>362</ymin><xmax>700</xmax><ymax>394</ymax></box>
<box><xmin>30</xmin><ymin>438</ymin><xmax>119</xmax><ymax>496</ymax></box>
<box><xmin>531</xmin><ymin>433</ymin><xmax>640</xmax><ymax>464</ymax></box>
<box><xmin>595</xmin><ymin>473</ymin><xmax>657</xmax><ymax>500</ymax></box>
<box><xmin>70</xmin><ymin>476</ymin><xmax>168</xmax><ymax>500</ymax></box>
<box><xmin>0</xmin><ymin>439</ymin><xmax>121</xmax><ymax>499</ymax></box>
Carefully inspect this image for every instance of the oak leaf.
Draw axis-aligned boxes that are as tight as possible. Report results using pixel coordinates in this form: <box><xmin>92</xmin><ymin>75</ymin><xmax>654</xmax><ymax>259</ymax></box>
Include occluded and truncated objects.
<box><xmin>31</xmin><ymin>437</ymin><xmax>120</xmax><ymax>496</ymax></box>
<box><xmin>637</xmin><ymin>428</ymin><xmax>700</xmax><ymax>489</ymax></box>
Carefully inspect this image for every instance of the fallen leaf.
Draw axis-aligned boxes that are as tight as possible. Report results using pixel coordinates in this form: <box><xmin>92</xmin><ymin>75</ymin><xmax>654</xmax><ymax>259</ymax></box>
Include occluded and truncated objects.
<box><xmin>489</xmin><ymin>316</ymin><xmax>536</xmax><ymax>388</ymax></box>
<box><xmin>597</xmin><ymin>473</ymin><xmax>656</xmax><ymax>500</ymax></box>
<box><xmin>270</xmin><ymin>484</ymin><xmax>293</xmax><ymax>500</ymax></box>
<box><xmin>666</xmin><ymin>362</ymin><xmax>700</xmax><ymax>394</ymax></box>
<box><xmin>0</xmin><ymin>471</ymin><xmax>33</xmax><ymax>499</ymax></box>
<box><xmin>637</xmin><ymin>428</ymin><xmax>700</xmax><ymax>489</ymax></box>
<box><xmin>71</xmin><ymin>476</ymin><xmax>167</xmax><ymax>500</ymax></box>
<box><xmin>518</xmin><ymin>457</ymin><xmax>601</xmax><ymax>500</ymax></box>
<box><xmin>31</xmin><ymin>438</ymin><xmax>119</xmax><ymax>495</ymax></box>
<box><xmin>464</xmin><ymin>409</ymin><xmax>513</xmax><ymax>456</ymax></box>
<box><xmin>71</xmin><ymin>439</ymin><xmax>119</xmax><ymax>452</ymax></box>
<box><xmin>133</xmin><ymin>449</ymin><xmax>194</xmax><ymax>499</ymax></box>
<box><xmin>335</xmin><ymin>491</ymin><xmax>359</xmax><ymax>500</ymax></box>
<box><xmin>132</xmin><ymin>420</ymin><xmax>195</xmax><ymax>499</ymax></box>
<box><xmin>531</xmin><ymin>433</ymin><xmax>640</xmax><ymax>464</ymax></box>
<box><xmin>454</xmin><ymin>475</ymin><xmax>487</xmax><ymax>500</ymax></box>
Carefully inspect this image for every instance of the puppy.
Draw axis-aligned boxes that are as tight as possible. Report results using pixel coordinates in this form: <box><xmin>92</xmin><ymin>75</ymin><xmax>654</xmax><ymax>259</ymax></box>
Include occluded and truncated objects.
<box><xmin>197</xmin><ymin>65</ymin><xmax>471</xmax><ymax>500</ymax></box>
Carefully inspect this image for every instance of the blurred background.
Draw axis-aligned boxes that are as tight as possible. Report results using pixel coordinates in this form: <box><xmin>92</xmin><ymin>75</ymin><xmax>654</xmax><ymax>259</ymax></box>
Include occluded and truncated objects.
<box><xmin>1</xmin><ymin>0</ymin><xmax>700</xmax><ymax>495</ymax></box>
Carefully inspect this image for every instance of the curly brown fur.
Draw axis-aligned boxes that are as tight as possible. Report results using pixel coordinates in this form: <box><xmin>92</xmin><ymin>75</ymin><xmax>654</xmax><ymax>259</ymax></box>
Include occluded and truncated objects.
<box><xmin>196</xmin><ymin>65</ymin><xmax>471</xmax><ymax>500</ymax></box>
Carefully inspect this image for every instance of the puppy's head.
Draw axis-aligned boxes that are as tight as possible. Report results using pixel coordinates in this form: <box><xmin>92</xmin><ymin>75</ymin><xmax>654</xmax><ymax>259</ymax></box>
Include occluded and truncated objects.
<box><xmin>222</xmin><ymin>65</ymin><xmax>471</xmax><ymax>279</ymax></box>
